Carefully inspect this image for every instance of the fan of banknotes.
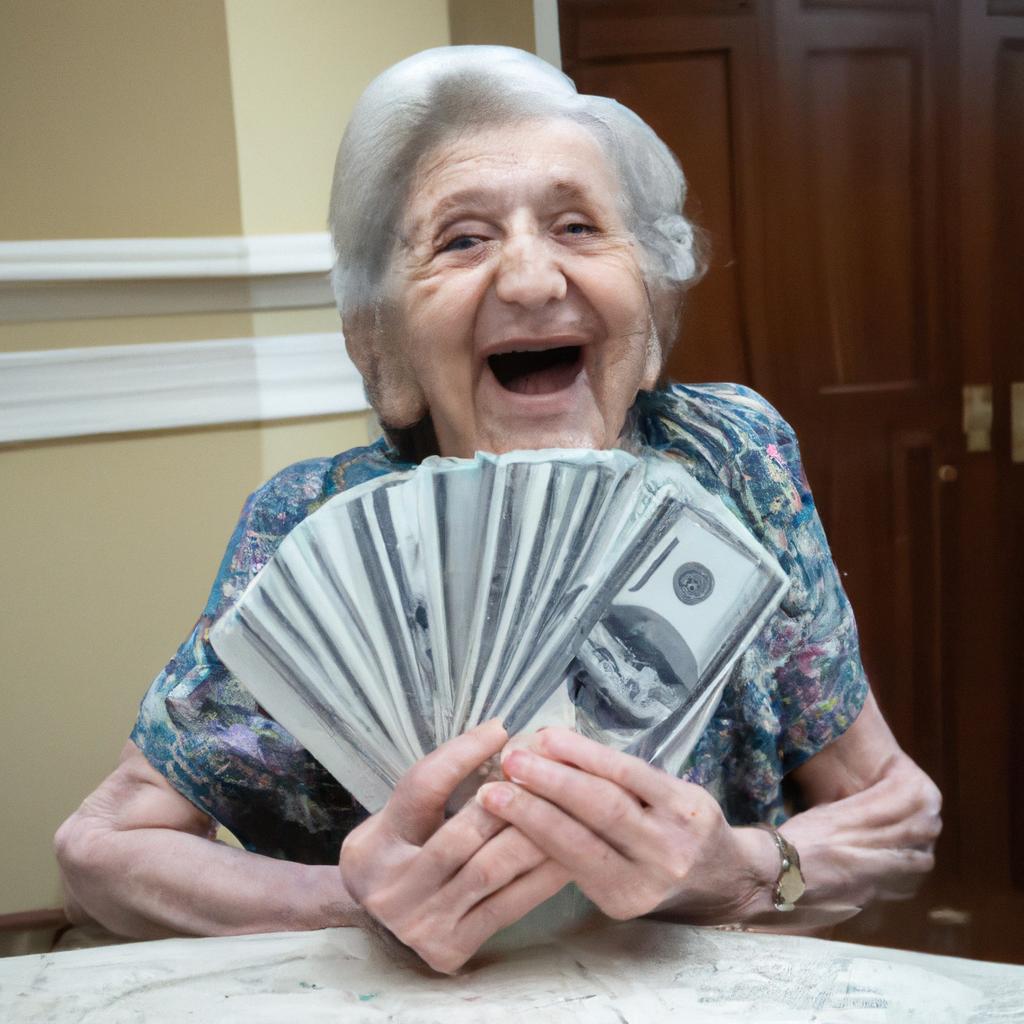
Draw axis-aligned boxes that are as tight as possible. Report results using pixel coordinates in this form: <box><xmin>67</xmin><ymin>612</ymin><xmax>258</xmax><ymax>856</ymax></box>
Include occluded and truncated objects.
<box><xmin>210</xmin><ymin>448</ymin><xmax>788</xmax><ymax>812</ymax></box>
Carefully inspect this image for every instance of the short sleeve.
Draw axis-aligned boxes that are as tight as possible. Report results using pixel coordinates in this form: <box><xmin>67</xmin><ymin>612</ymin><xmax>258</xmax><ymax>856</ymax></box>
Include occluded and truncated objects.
<box><xmin>130</xmin><ymin>458</ymin><xmax>368</xmax><ymax>864</ymax></box>
<box><xmin>749</xmin><ymin>405</ymin><xmax>869</xmax><ymax>774</ymax></box>
<box><xmin>641</xmin><ymin>384</ymin><xmax>869</xmax><ymax>824</ymax></box>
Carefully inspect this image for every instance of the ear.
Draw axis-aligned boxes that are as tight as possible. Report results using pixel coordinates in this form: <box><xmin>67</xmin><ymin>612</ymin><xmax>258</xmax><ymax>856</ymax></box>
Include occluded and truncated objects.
<box><xmin>645</xmin><ymin>274</ymin><xmax>689</xmax><ymax>389</ymax></box>
<box><xmin>343</xmin><ymin>304</ymin><xmax>427</xmax><ymax>429</ymax></box>
<box><xmin>635</xmin><ymin>255</ymin><xmax>676</xmax><ymax>390</ymax></box>
<box><xmin>639</xmin><ymin>314</ymin><xmax>665</xmax><ymax>391</ymax></box>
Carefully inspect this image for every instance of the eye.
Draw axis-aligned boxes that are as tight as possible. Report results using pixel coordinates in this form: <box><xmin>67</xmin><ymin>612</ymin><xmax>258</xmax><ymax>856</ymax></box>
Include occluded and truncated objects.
<box><xmin>440</xmin><ymin>235</ymin><xmax>482</xmax><ymax>253</ymax></box>
<box><xmin>561</xmin><ymin>221</ymin><xmax>597</xmax><ymax>237</ymax></box>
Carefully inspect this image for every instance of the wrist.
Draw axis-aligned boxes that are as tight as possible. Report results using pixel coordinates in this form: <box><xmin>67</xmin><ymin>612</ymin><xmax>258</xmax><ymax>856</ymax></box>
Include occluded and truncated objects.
<box><xmin>753</xmin><ymin>824</ymin><xmax>807</xmax><ymax>912</ymax></box>
<box><xmin>718</xmin><ymin>824</ymin><xmax>816</xmax><ymax>928</ymax></box>
<box><xmin>726</xmin><ymin>824</ymin><xmax>783</xmax><ymax>923</ymax></box>
<box><xmin>653</xmin><ymin>824</ymin><xmax>779</xmax><ymax>926</ymax></box>
<box><xmin>288</xmin><ymin>863</ymin><xmax>362</xmax><ymax>931</ymax></box>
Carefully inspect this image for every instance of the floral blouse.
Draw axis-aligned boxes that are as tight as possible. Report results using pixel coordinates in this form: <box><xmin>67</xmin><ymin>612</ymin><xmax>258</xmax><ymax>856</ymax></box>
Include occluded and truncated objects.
<box><xmin>131</xmin><ymin>383</ymin><xmax>868</xmax><ymax>864</ymax></box>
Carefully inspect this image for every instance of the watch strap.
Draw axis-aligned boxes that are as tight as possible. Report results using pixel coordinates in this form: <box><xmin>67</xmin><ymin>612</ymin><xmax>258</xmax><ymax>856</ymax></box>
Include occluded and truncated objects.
<box><xmin>754</xmin><ymin>824</ymin><xmax>806</xmax><ymax>912</ymax></box>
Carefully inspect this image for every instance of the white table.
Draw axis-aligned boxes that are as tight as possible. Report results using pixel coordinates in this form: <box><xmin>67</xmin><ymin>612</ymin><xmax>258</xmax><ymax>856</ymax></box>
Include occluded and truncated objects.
<box><xmin>2</xmin><ymin>920</ymin><xmax>1022</xmax><ymax>1023</ymax></box>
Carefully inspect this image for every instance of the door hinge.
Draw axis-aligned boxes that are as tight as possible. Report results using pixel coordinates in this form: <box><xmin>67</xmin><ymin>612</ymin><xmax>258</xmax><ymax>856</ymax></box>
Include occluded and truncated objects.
<box><xmin>1013</xmin><ymin>382</ymin><xmax>1024</xmax><ymax>464</ymax></box>
<box><xmin>963</xmin><ymin>384</ymin><xmax>994</xmax><ymax>453</ymax></box>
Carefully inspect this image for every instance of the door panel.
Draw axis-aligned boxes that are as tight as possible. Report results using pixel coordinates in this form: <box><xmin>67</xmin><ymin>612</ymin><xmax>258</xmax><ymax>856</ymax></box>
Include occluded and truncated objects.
<box><xmin>766</xmin><ymin>2</ymin><xmax>945</xmax><ymax>401</ymax></box>
<box><xmin>803</xmin><ymin>48</ymin><xmax>927</xmax><ymax>387</ymax></box>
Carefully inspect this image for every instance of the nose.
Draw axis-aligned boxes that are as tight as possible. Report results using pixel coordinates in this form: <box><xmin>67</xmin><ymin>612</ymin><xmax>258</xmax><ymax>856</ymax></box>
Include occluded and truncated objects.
<box><xmin>494</xmin><ymin>235</ymin><xmax>567</xmax><ymax>309</ymax></box>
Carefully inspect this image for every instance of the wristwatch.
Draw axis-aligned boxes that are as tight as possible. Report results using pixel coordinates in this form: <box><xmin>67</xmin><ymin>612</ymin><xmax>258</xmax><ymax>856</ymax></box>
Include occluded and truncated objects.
<box><xmin>755</xmin><ymin>824</ymin><xmax>806</xmax><ymax>912</ymax></box>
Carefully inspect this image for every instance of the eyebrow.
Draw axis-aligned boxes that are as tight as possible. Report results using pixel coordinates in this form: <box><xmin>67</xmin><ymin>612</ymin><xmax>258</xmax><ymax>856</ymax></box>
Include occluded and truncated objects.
<box><xmin>419</xmin><ymin>179</ymin><xmax>600</xmax><ymax>235</ymax></box>
<box><xmin>425</xmin><ymin>188</ymin><xmax>497</xmax><ymax>227</ymax></box>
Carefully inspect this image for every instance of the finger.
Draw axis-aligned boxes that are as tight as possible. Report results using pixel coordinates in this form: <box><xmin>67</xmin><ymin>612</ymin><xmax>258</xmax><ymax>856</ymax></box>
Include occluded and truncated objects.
<box><xmin>414</xmin><ymin>798</ymin><xmax>510</xmax><ymax>892</ymax></box>
<box><xmin>501</xmin><ymin>748</ymin><xmax>653</xmax><ymax>857</ymax></box>
<box><xmin>498</xmin><ymin>731</ymin><xmax>539</xmax><ymax>765</ymax></box>
<box><xmin>459</xmin><ymin>859</ymin><xmax>572</xmax><ymax>953</ymax></box>
<box><xmin>477</xmin><ymin>782</ymin><xmax>631</xmax><ymax>885</ymax></box>
<box><xmin>526</xmin><ymin>727</ymin><xmax>680</xmax><ymax>807</ymax></box>
<box><xmin>442</xmin><ymin>823</ymin><xmax>547</xmax><ymax>918</ymax></box>
<box><xmin>387</xmin><ymin>719</ymin><xmax>508</xmax><ymax>844</ymax></box>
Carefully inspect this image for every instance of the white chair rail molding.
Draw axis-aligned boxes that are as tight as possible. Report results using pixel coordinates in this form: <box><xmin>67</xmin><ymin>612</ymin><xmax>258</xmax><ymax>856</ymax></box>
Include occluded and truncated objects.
<box><xmin>0</xmin><ymin>232</ymin><xmax>336</xmax><ymax>322</ymax></box>
<box><xmin>0</xmin><ymin>232</ymin><xmax>367</xmax><ymax>443</ymax></box>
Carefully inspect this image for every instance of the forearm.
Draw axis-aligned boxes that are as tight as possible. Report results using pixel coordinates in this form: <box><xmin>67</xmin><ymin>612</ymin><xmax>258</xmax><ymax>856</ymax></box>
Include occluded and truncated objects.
<box><xmin>760</xmin><ymin>754</ymin><xmax>941</xmax><ymax>926</ymax></box>
<box><xmin>56</xmin><ymin>822</ymin><xmax>361</xmax><ymax>940</ymax></box>
<box><xmin>656</xmin><ymin>753</ymin><xmax>942</xmax><ymax>930</ymax></box>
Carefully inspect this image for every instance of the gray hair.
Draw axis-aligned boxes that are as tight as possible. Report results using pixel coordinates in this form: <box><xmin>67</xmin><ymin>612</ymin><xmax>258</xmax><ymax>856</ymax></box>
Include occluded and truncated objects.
<box><xmin>328</xmin><ymin>46</ymin><xmax>703</xmax><ymax>430</ymax></box>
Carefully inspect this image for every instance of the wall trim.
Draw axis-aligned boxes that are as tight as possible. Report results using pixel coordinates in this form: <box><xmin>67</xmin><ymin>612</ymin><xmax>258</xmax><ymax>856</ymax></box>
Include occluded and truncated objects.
<box><xmin>0</xmin><ymin>332</ymin><xmax>368</xmax><ymax>444</ymax></box>
<box><xmin>0</xmin><ymin>232</ymin><xmax>333</xmax><ymax>281</ymax></box>
<box><xmin>533</xmin><ymin>0</ymin><xmax>563</xmax><ymax>69</ymax></box>
<box><xmin>0</xmin><ymin>233</ymin><xmax>336</xmax><ymax>322</ymax></box>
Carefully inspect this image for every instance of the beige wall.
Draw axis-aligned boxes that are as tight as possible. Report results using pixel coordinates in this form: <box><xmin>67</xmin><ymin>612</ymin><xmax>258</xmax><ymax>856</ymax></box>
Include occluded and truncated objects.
<box><xmin>224</xmin><ymin>0</ymin><xmax>450</xmax><ymax>235</ymax></box>
<box><xmin>0</xmin><ymin>0</ymin><xmax>454</xmax><ymax>917</ymax></box>
<box><xmin>448</xmin><ymin>0</ymin><xmax>536</xmax><ymax>51</ymax></box>
<box><xmin>0</xmin><ymin>0</ymin><xmax>244</xmax><ymax>241</ymax></box>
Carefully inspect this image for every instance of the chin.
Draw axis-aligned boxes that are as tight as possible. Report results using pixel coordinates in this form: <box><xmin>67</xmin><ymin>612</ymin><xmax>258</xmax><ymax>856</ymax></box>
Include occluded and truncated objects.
<box><xmin>476</xmin><ymin>420</ymin><xmax>611</xmax><ymax>455</ymax></box>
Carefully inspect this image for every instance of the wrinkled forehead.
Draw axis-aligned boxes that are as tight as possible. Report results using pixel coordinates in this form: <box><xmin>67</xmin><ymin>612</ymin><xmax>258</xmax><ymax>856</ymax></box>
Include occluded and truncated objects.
<box><xmin>400</xmin><ymin>119</ymin><xmax>628</xmax><ymax>241</ymax></box>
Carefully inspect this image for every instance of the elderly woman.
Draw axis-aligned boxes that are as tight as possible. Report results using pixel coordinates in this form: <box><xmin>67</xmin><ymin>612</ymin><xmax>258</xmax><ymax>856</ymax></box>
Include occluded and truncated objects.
<box><xmin>55</xmin><ymin>47</ymin><xmax>941</xmax><ymax>974</ymax></box>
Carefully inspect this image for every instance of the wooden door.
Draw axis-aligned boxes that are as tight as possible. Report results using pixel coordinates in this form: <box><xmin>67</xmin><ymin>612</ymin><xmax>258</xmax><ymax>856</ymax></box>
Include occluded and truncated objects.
<box><xmin>988</xmin><ymin>1</ymin><xmax>1024</xmax><ymax>898</ymax></box>
<box><xmin>759</xmin><ymin>0</ymin><xmax>964</xmax><ymax>960</ymax></box>
<box><xmin>945</xmin><ymin>0</ymin><xmax>1024</xmax><ymax>963</ymax></box>
<box><xmin>560</xmin><ymin>0</ymin><xmax>1021</xmax><ymax>963</ymax></box>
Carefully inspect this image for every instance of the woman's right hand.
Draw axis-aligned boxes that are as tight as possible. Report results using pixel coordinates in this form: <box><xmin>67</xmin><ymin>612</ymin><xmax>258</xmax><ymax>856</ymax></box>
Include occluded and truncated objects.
<box><xmin>339</xmin><ymin>719</ymin><xmax>570</xmax><ymax>974</ymax></box>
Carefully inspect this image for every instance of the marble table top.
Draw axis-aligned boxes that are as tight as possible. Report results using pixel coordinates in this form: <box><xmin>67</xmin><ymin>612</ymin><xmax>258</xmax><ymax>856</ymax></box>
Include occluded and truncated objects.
<box><xmin>2</xmin><ymin>919</ymin><xmax>1022</xmax><ymax>1023</ymax></box>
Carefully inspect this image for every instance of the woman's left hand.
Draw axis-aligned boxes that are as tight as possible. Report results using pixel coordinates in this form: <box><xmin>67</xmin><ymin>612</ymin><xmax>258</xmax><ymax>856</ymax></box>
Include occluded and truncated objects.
<box><xmin>477</xmin><ymin>727</ymin><xmax>773</xmax><ymax>924</ymax></box>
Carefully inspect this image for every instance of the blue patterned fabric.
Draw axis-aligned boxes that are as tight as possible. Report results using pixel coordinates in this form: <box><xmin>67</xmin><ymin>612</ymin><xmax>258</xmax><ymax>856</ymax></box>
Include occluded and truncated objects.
<box><xmin>131</xmin><ymin>383</ymin><xmax>868</xmax><ymax>863</ymax></box>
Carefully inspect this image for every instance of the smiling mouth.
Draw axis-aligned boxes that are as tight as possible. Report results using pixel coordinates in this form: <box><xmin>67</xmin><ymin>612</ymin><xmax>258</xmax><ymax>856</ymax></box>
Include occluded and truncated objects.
<box><xmin>487</xmin><ymin>346</ymin><xmax>583</xmax><ymax>396</ymax></box>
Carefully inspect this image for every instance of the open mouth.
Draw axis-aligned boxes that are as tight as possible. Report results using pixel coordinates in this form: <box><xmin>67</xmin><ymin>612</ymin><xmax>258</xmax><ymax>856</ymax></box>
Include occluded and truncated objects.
<box><xmin>487</xmin><ymin>346</ymin><xmax>583</xmax><ymax>396</ymax></box>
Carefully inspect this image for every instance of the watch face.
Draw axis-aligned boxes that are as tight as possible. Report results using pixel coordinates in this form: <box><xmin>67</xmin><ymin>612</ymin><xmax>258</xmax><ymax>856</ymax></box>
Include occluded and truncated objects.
<box><xmin>778</xmin><ymin>868</ymin><xmax>806</xmax><ymax>906</ymax></box>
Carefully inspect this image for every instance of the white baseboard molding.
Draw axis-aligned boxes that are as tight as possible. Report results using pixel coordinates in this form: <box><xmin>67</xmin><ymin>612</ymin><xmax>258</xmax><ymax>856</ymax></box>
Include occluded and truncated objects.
<box><xmin>0</xmin><ymin>233</ymin><xmax>336</xmax><ymax>322</ymax></box>
<box><xmin>0</xmin><ymin>332</ymin><xmax>369</xmax><ymax>444</ymax></box>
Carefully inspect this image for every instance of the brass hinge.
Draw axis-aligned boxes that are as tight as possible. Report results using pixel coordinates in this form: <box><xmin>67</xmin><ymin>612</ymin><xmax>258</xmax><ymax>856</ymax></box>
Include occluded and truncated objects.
<box><xmin>963</xmin><ymin>384</ymin><xmax>994</xmax><ymax>453</ymax></box>
<box><xmin>1013</xmin><ymin>382</ymin><xmax>1024</xmax><ymax>464</ymax></box>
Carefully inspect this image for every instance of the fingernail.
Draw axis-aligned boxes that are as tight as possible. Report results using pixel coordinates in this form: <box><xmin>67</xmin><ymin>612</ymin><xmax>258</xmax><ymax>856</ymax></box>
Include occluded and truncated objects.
<box><xmin>477</xmin><ymin>783</ymin><xmax>513</xmax><ymax>808</ymax></box>
<box><xmin>503</xmin><ymin>751</ymin><xmax>531</xmax><ymax>780</ymax></box>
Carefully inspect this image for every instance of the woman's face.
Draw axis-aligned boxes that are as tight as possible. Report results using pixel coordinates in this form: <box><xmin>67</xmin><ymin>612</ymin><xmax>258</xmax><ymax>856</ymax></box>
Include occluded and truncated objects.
<box><xmin>389</xmin><ymin>119</ymin><xmax>660</xmax><ymax>457</ymax></box>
